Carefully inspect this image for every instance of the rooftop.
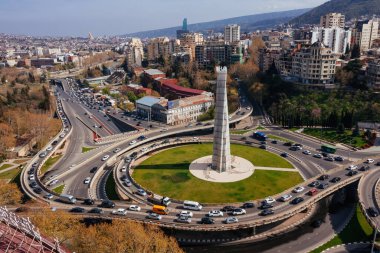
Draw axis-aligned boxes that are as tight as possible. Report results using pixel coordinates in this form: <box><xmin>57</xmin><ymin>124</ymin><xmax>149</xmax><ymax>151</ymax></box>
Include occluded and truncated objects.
<box><xmin>136</xmin><ymin>96</ymin><xmax>164</xmax><ymax>107</ymax></box>
<box><xmin>144</xmin><ymin>69</ymin><xmax>165</xmax><ymax>76</ymax></box>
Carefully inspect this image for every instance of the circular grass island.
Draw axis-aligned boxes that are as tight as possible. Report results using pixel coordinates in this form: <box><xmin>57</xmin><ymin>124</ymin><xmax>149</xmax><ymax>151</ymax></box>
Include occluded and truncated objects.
<box><xmin>132</xmin><ymin>143</ymin><xmax>304</xmax><ymax>203</ymax></box>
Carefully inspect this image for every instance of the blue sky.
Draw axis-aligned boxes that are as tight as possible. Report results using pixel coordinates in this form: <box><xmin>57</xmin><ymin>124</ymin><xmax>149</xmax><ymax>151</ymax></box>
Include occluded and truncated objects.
<box><xmin>0</xmin><ymin>0</ymin><xmax>328</xmax><ymax>36</ymax></box>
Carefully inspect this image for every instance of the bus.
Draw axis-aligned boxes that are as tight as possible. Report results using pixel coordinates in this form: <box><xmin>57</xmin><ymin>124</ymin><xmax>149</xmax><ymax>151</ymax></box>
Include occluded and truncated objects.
<box><xmin>152</xmin><ymin>205</ymin><xmax>169</xmax><ymax>215</ymax></box>
<box><xmin>183</xmin><ymin>200</ymin><xmax>203</xmax><ymax>211</ymax></box>
<box><xmin>253</xmin><ymin>132</ymin><xmax>267</xmax><ymax>141</ymax></box>
<box><xmin>321</xmin><ymin>144</ymin><xmax>337</xmax><ymax>154</ymax></box>
<box><xmin>59</xmin><ymin>194</ymin><xmax>77</xmax><ymax>204</ymax></box>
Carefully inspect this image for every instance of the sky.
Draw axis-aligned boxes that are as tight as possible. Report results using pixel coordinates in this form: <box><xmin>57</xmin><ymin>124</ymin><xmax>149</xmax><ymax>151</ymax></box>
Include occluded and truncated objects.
<box><xmin>0</xmin><ymin>0</ymin><xmax>329</xmax><ymax>37</ymax></box>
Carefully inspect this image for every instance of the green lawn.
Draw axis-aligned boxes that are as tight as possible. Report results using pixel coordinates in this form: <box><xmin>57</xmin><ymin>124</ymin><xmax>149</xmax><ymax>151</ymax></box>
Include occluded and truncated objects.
<box><xmin>255</xmin><ymin>126</ymin><xmax>266</xmax><ymax>130</ymax></box>
<box><xmin>40</xmin><ymin>155</ymin><xmax>62</xmax><ymax>175</ymax></box>
<box><xmin>82</xmin><ymin>147</ymin><xmax>95</xmax><ymax>153</ymax></box>
<box><xmin>303</xmin><ymin>128</ymin><xmax>367</xmax><ymax>148</ymax></box>
<box><xmin>52</xmin><ymin>185</ymin><xmax>65</xmax><ymax>194</ymax></box>
<box><xmin>267</xmin><ymin>134</ymin><xmax>291</xmax><ymax>143</ymax></box>
<box><xmin>0</xmin><ymin>168</ymin><xmax>21</xmax><ymax>181</ymax></box>
<box><xmin>0</xmin><ymin>164</ymin><xmax>13</xmax><ymax>171</ymax></box>
<box><xmin>311</xmin><ymin>204</ymin><xmax>373</xmax><ymax>253</ymax></box>
<box><xmin>133</xmin><ymin>144</ymin><xmax>302</xmax><ymax>203</ymax></box>
<box><xmin>105</xmin><ymin>171</ymin><xmax>120</xmax><ymax>200</ymax></box>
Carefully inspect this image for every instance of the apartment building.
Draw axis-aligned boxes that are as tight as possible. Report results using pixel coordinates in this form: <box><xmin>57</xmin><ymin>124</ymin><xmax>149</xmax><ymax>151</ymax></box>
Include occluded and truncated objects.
<box><xmin>320</xmin><ymin>13</ymin><xmax>345</xmax><ymax>28</ymax></box>
<box><xmin>311</xmin><ymin>27</ymin><xmax>351</xmax><ymax>55</ymax></box>
<box><xmin>224</xmin><ymin>24</ymin><xmax>241</xmax><ymax>43</ymax></box>
<box><xmin>367</xmin><ymin>59</ymin><xmax>380</xmax><ymax>90</ymax></box>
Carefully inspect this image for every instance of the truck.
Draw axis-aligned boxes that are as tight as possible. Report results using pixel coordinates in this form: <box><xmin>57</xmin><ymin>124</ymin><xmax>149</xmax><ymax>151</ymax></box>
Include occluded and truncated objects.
<box><xmin>253</xmin><ymin>132</ymin><xmax>267</xmax><ymax>141</ymax></box>
<box><xmin>148</xmin><ymin>196</ymin><xmax>172</xmax><ymax>207</ymax></box>
<box><xmin>59</xmin><ymin>194</ymin><xmax>77</xmax><ymax>204</ymax></box>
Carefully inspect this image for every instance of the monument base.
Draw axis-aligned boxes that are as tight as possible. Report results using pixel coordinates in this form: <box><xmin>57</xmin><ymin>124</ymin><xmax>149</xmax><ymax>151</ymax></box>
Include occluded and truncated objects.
<box><xmin>189</xmin><ymin>155</ymin><xmax>254</xmax><ymax>183</ymax></box>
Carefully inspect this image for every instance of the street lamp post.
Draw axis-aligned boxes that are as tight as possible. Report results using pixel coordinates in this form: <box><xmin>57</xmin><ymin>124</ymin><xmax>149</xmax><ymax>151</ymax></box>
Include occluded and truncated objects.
<box><xmin>371</xmin><ymin>226</ymin><xmax>378</xmax><ymax>253</ymax></box>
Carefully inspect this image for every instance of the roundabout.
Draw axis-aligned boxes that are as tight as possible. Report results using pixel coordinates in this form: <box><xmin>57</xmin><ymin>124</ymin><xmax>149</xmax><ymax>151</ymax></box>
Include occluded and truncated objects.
<box><xmin>132</xmin><ymin>143</ymin><xmax>304</xmax><ymax>203</ymax></box>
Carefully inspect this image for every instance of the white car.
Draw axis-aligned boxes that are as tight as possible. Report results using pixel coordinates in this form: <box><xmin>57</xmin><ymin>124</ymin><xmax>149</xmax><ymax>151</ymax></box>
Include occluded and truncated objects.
<box><xmin>136</xmin><ymin>189</ymin><xmax>147</xmax><ymax>196</ymax></box>
<box><xmin>225</xmin><ymin>217</ymin><xmax>239</xmax><ymax>224</ymax></box>
<box><xmin>59</xmin><ymin>133</ymin><xmax>65</xmax><ymax>138</ymax></box>
<box><xmin>264</xmin><ymin>197</ymin><xmax>276</xmax><ymax>204</ymax></box>
<box><xmin>84</xmin><ymin>177</ymin><xmax>91</xmax><ymax>184</ymax></box>
<box><xmin>160</xmin><ymin>128</ymin><xmax>168</xmax><ymax>132</ymax></box>
<box><xmin>313</xmin><ymin>153</ymin><xmax>322</xmax><ymax>158</ymax></box>
<box><xmin>366</xmin><ymin>159</ymin><xmax>375</xmax><ymax>164</ymax></box>
<box><xmin>46</xmin><ymin>146</ymin><xmax>53</xmax><ymax>151</ymax></box>
<box><xmin>128</xmin><ymin>205</ymin><xmax>141</xmax><ymax>212</ymax></box>
<box><xmin>44</xmin><ymin>193</ymin><xmax>54</xmax><ymax>200</ymax></box>
<box><xmin>48</xmin><ymin>179</ymin><xmax>59</xmax><ymax>186</ymax></box>
<box><xmin>141</xmin><ymin>147</ymin><xmax>148</xmax><ymax>152</ymax></box>
<box><xmin>113</xmin><ymin>148</ymin><xmax>121</xmax><ymax>153</ymax></box>
<box><xmin>232</xmin><ymin>208</ymin><xmax>246</xmax><ymax>216</ymax></box>
<box><xmin>28</xmin><ymin>175</ymin><xmax>35</xmax><ymax>180</ymax></box>
<box><xmin>176</xmin><ymin>216</ymin><xmax>191</xmax><ymax>224</ymax></box>
<box><xmin>293</xmin><ymin>186</ymin><xmax>305</xmax><ymax>193</ymax></box>
<box><xmin>208</xmin><ymin>210</ymin><xmax>224</xmax><ymax>217</ymax></box>
<box><xmin>347</xmin><ymin>165</ymin><xmax>358</xmax><ymax>171</ymax></box>
<box><xmin>112</xmin><ymin>208</ymin><xmax>127</xmax><ymax>216</ymax></box>
<box><xmin>280</xmin><ymin>194</ymin><xmax>293</xmax><ymax>202</ymax></box>
<box><xmin>102</xmin><ymin>155</ymin><xmax>110</xmax><ymax>161</ymax></box>
<box><xmin>147</xmin><ymin>213</ymin><xmax>162</xmax><ymax>220</ymax></box>
<box><xmin>179</xmin><ymin>211</ymin><xmax>193</xmax><ymax>218</ymax></box>
<box><xmin>120</xmin><ymin>166</ymin><xmax>127</xmax><ymax>172</ymax></box>
<box><xmin>129</xmin><ymin>140</ymin><xmax>137</xmax><ymax>145</ymax></box>
<box><xmin>193</xmin><ymin>137</ymin><xmax>199</xmax><ymax>141</ymax></box>
<box><xmin>123</xmin><ymin>179</ymin><xmax>132</xmax><ymax>187</ymax></box>
<box><xmin>302</xmin><ymin>150</ymin><xmax>311</xmax><ymax>155</ymax></box>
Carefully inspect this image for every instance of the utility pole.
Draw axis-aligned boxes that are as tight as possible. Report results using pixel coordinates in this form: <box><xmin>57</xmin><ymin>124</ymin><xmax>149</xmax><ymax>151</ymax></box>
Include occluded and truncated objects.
<box><xmin>371</xmin><ymin>226</ymin><xmax>378</xmax><ymax>253</ymax></box>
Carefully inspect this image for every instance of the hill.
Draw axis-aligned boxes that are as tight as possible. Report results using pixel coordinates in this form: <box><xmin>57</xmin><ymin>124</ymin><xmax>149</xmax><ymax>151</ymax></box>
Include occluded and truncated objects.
<box><xmin>125</xmin><ymin>9</ymin><xmax>310</xmax><ymax>38</ymax></box>
<box><xmin>290</xmin><ymin>0</ymin><xmax>380</xmax><ymax>25</ymax></box>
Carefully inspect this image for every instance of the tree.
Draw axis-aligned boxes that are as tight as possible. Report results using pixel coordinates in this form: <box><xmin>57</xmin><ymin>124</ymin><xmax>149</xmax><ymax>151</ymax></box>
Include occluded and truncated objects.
<box><xmin>337</xmin><ymin>122</ymin><xmax>345</xmax><ymax>134</ymax></box>
<box><xmin>0</xmin><ymin>182</ymin><xmax>22</xmax><ymax>205</ymax></box>
<box><xmin>351</xmin><ymin>44</ymin><xmax>360</xmax><ymax>59</ymax></box>
<box><xmin>352</xmin><ymin>124</ymin><xmax>360</xmax><ymax>137</ymax></box>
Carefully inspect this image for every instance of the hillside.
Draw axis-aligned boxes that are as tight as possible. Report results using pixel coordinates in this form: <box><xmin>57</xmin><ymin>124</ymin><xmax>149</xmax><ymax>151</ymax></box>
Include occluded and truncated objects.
<box><xmin>290</xmin><ymin>0</ymin><xmax>380</xmax><ymax>25</ymax></box>
<box><xmin>125</xmin><ymin>9</ymin><xmax>310</xmax><ymax>38</ymax></box>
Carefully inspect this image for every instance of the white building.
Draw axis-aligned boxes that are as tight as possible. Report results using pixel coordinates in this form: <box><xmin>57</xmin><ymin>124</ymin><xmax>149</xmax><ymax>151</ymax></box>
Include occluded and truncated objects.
<box><xmin>320</xmin><ymin>13</ymin><xmax>345</xmax><ymax>28</ymax></box>
<box><xmin>224</xmin><ymin>24</ymin><xmax>241</xmax><ymax>43</ymax></box>
<box><xmin>126</xmin><ymin>38</ymin><xmax>144</xmax><ymax>67</ymax></box>
<box><xmin>359</xmin><ymin>19</ymin><xmax>379</xmax><ymax>52</ymax></box>
<box><xmin>311</xmin><ymin>27</ymin><xmax>351</xmax><ymax>55</ymax></box>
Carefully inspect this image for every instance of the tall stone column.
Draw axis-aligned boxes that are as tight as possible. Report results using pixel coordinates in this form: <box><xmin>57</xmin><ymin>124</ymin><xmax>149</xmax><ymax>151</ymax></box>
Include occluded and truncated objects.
<box><xmin>212</xmin><ymin>66</ymin><xmax>231</xmax><ymax>173</ymax></box>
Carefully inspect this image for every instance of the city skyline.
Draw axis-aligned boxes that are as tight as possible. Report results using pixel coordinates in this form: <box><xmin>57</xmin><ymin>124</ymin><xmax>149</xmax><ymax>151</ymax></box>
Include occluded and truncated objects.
<box><xmin>0</xmin><ymin>0</ymin><xmax>328</xmax><ymax>36</ymax></box>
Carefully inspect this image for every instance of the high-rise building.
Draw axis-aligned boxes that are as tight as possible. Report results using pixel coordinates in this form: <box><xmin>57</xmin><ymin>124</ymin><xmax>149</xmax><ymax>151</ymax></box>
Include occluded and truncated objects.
<box><xmin>147</xmin><ymin>37</ymin><xmax>170</xmax><ymax>61</ymax></box>
<box><xmin>179</xmin><ymin>33</ymin><xmax>204</xmax><ymax>60</ymax></box>
<box><xmin>353</xmin><ymin>19</ymin><xmax>379</xmax><ymax>52</ymax></box>
<box><xmin>126</xmin><ymin>38</ymin><xmax>144</xmax><ymax>67</ymax></box>
<box><xmin>177</xmin><ymin>18</ymin><xmax>190</xmax><ymax>39</ymax></box>
<box><xmin>311</xmin><ymin>27</ymin><xmax>351</xmax><ymax>55</ymax></box>
<box><xmin>320</xmin><ymin>13</ymin><xmax>345</xmax><ymax>28</ymax></box>
<box><xmin>224</xmin><ymin>24</ymin><xmax>241</xmax><ymax>43</ymax></box>
<box><xmin>367</xmin><ymin>59</ymin><xmax>380</xmax><ymax>89</ymax></box>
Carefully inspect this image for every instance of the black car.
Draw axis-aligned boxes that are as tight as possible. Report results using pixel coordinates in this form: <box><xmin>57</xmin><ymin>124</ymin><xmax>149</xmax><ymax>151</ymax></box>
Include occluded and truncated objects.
<box><xmin>321</xmin><ymin>152</ymin><xmax>329</xmax><ymax>157</ymax></box>
<box><xmin>347</xmin><ymin>170</ymin><xmax>358</xmax><ymax>176</ymax></box>
<box><xmin>33</xmin><ymin>187</ymin><xmax>42</xmax><ymax>194</ymax></box>
<box><xmin>83</xmin><ymin>198</ymin><xmax>95</xmax><ymax>205</ymax></box>
<box><xmin>100</xmin><ymin>200</ymin><xmax>115</xmax><ymax>208</ymax></box>
<box><xmin>130</xmin><ymin>152</ymin><xmax>138</xmax><ymax>159</ymax></box>
<box><xmin>281</xmin><ymin>153</ymin><xmax>288</xmax><ymax>158</ymax></box>
<box><xmin>259</xmin><ymin>203</ymin><xmax>273</xmax><ymax>210</ymax></box>
<box><xmin>70</xmin><ymin>207</ymin><xmax>85</xmax><ymax>213</ymax></box>
<box><xmin>52</xmin><ymin>140</ymin><xmax>58</xmax><ymax>146</ymax></box>
<box><xmin>89</xmin><ymin>208</ymin><xmax>104</xmax><ymax>214</ymax></box>
<box><xmin>368</xmin><ymin>207</ymin><xmax>379</xmax><ymax>217</ymax></box>
<box><xmin>242</xmin><ymin>202</ymin><xmax>255</xmax><ymax>208</ymax></box>
<box><xmin>200</xmin><ymin>217</ymin><xmax>215</xmax><ymax>224</ymax></box>
<box><xmin>90</xmin><ymin>167</ymin><xmax>98</xmax><ymax>173</ymax></box>
<box><xmin>29</xmin><ymin>181</ymin><xmax>38</xmax><ymax>188</ymax></box>
<box><xmin>318</xmin><ymin>183</ymin><xmax>329</xmax><ymax>189</ymax></box>
<box><xmin>330</xmin><ymin>177</ymin><xmax>341</xmax><ymax>183</ymax></box>
<box><xmin>359</xmin><ymin>166</ymin><xmax>370</xmax><ymax>171</ymax></box>
<box><xmin>28</xmin><ymin>169</ymin><xmax>35</xmax><ymax>175</ymax></box>
<box><xmin>221</xmin><ymin>206</ymin><xmax>236</xmax><ymax>212</ymax></box>
<box><xmin>260</xmin><ymin>141</ymin><xmax>267</xmax><ymax>145</ymax></box>
<box><xmin>309</xmin><ymin>181</ymin><xmax>320</xmax><ymax>187</ymax></box>
<box><xmin>334</xmin><ymin>156</ymin><xmax>344</xmax><ymax>162</ymax></box>
<box><xmin>284</xmin><ymin>142</ymin><xmax>293</xmax><ymax>146</ymax></box>
<box><xmin>291</xmin><ymin>197</ymin><xmax>304</xmax><ymax>205</ymax></box>
<box><xmin>318</xmin><ymin>175</ymin><xmax>329</xmax><ymax>180</ymax></box>
<box><xmin>137</xmin><ymin>135</ymin><xmax>146</xmax><ymax>141</ymax></box>
<box><xmin>260</xmin><ymin>209</ymin><xmax>274</xmax><ymax>216</ymax></box>
<box><xmin>376</xmin><ymin>161</ymin><xmax>380</xmax><ymax>166</ymax></box>
<box><xmin>271</xmin><ymin>140</ymin><xmax>278</xmax><ymax>144</ymax></box>
<box><xmin>289</xmin><ymin>146</ymin><xmax>298</xmax><ymax>151</ymax></box>
<box><xmin>259</xmin><ymin>145</ymin><xmax>267</xmax><ymax>150</ymax></box>
<box><xmin>162</xmin><ymin>139</ymin><xmax>170</xmax><ymax>144</ymax></box>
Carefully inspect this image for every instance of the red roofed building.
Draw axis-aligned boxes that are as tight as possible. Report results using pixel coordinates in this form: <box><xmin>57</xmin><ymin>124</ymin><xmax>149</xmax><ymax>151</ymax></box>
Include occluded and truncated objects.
<box><xmin>156</xmin><ymin>78</ymin><xmax>208</xmax><ymax>98</ymax></box>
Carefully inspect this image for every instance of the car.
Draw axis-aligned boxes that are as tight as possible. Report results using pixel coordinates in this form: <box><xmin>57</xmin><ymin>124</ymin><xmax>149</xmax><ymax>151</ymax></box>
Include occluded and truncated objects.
<box><xmin>280</xmin><ymin>194</ymin><xmax>292</xmax><ymax>202</ymax></box>
<box><xmin>147</xmin><ymin>213</ymin><xmax>162</xmax><ymax>220</ymax></box>
<box><xmin>260</xmin><ymin>141</ymin><xmax>267</xmax><ymax>145</ymax></box>
<box><xmin>303</xmin><ymin>150</ymin><xmax>311</xmax><ymax>155</ymax></box>
<box><xmin>48</xmin><ymin>179</ymin><xmax>59</xmax><ymax>186</ymax></box>
<box><xmin>283</xmin><ymin>142</ymin><xmax>293</xmax><ymax>146</ymax></box>
<box><xmin>125</xmin><ymin>157</ymin><xmax>132</xmax><ymax>163</ymax></box>
<box><xmin>376</xmin><ymin>161</ymin><xmax>380</xmax><ymax>166</ymax></box>
<box><xmin>281</xmin><ymin>153</ymin><xmax>288</xmax><ymax>158</ymax></box>
<box><xmin>100</xmin><ymin>200</ymin><xmax>115</xmax><ymax>208</ymax></box>
<box><xmin>89</xmin><ymin>208</ymin><xmax>104</xmax><ymax>214</ymax></box>
<box><xmin>59</xmin><ymin>133</ymin><xmax>65</xmax><ymax>138</ymax></box>
<box><xmin>113</xmin><ymin>148</ymin><xmax>121</xmax><ymax>153</ymax></box>
<box><xmin>291</xmin><ymin>197</ymin><xmax>304</xmax><ymax>205</ymax></box>
<box><xmin>318</xmin><ymin>175</ymin><xmax>329</xmax><ymax>180</ymax></box>
<box><xmin>293</xmin><ymin>186</ymin><xmax>305</xmax><ymax>193</ymax></box>
<box><xmin>120</xmin><ymin>166</ymin><xmax>127</xmax><ymax>172</ymax></box>
<box><xmin>309</xmin><ymin>181</ymin><xmax>320</xmax><ymax>187</ymax></box>
<box><xmin>33</xmin><ymin>187</ymin><xmax>42</xmax><ymax>194</ymax></box>
<box><xmin>112</xmin><ymin>208</ymin><xmax>127</xmax><ymax>216</ymax></box>
<box><xmin>324</xmin><ymin>156</ymin><xmax>334</xmax><ymax>162</ymax></box>
<box><xmin>83</xmin><ymin>177</ymin><xmax>91</xmax><ymax>184</ymax></box>
<box><xmin>208</xmin><ymin>210</ymin><xmax>224</xmax><ymax>217</ymax></box>
<box><xmin>102</xmin><ymin>155</ymin><xmax>110</xmax><ymax>161</ymax></box>
<box><xmin>39</xmin><ymin>152</ymin><xmax>47</xmax><ymax>158</ymax></box>
<box><xmin>330</xmin><ymin>177</ymin><xmax>341</xmax><ymax>183</ymax></box>
<box><xmin>313</xmin><ymin>154</ymin><xmax>322</xmax><ymax>158</ymax></box>
<box><xmin>176</xmin><ymin>216</ymin><xmax>191</xmax><ymax>224</ymax></box>
<box><xmin>308</xmin><ymin>188</ymin><xmax>318</xmax><ymax>196</ymax></box>
<box><xmin>318</xmin><ymin>183</ymin><xmax>329</xmax><ymax>189</ymax></box>
<box><xmin>160</xmin><ymin>128</ymin><xmax>168</xmax><ymax>132</ymax></box>
<box><xmin>137</xmin><ymin>135</ymin><xmax>147</xmax><ymax>141</ymax></box>
<box><xmin>83</xmin><ymin>199</ymin><xmax>95</xmax><ymax>205</ymax></box>
<box><xmin>44</xmin><ymin>193</ymin><xmax>54</xmax><ymax>200</ymax></box>
<box><xmin>224</xmin><ymin>217</ymin><xmax>239</xmax><ymax>224</ymax></box>
<box><xmin>260</xmin><ymin>209</ymin><xmax>274</xmax><ymax>216</ymax></box>
<box><xmin>259</xmin><ymin>203</ymin><xmax>273</xmax><ymax>210</ymax></box>
<box><xmin>347</xmin><ymin>165</ymin><xmax>358</xmax><ymax>171</ymax></box>
<box><xmin>136</xmin><ymin>189</ymin><xmax>147</xmax><ymax>196</ymax></box>
<box><xmin>242</xmin><ymin>202</ymin><xmax>255</xmax><ymax>208</ymax></box>
<box><xmin>128</xmin><ymin>205</ymin><xmax>141</xmax><ymax>212</ymax></box>
<box><xmin>141</xmin><ymin>147</ymin><xmax>148</xmax><ymax>152</ymax></box>
<box><xmin>359</xmin><ymin>165</ymin><xmax>370</xmax><ymax>171</ymax></box>
<box><xmin>221</xmin><ymin>206</ymin><xmax>236</xmax><ymax>212</ymax></box>
<box><xmin>28</xmin><ymin>169</ymin><xmax>35</xmax><ymax>175</ymax></box>
<box><xmin>334</xmin><ymin>156</ymin><xmax>344</xmax><ymax>162</ymax></box>
<box><xmin>70</xmin><ymin>207</ymin><xmax>85</xmax><ymax>213</ymax></box>
<box><xmin>259</xmin><ymin>145</ymin><xmax>267</xmax><ymax>150</ymax></box>
<box><xmin>368</xmin><ymin>207</ymin><xmax>379</xmax><ymax>217</ymax></box>
<box><xmin>264</xmin><ymin>197</ymin><xmax>276</xmax><ymax>204</ymax></box>
<box><xmin>123</xmin><ymin>180</ymin><xmax>132</xmax><ymax>187</ymax></box>
<box><xmin>289</xmin><ymin>146</ymin><xmax>301</xmax><ymax>151</ymax></box>
<box><xmin>347</xmin><ymin>170</ymin><xmax>358</xmax><ymax>176</ymax></box>
<box><xmin>162</xmin><ymin>140</ymin><xmax>170</xmax><ymax>144</ymax></box>
<box><xmin>46</xmin><ymin>146</ymin><xmax>53</xmax><ymax>151</ymax></box>
<box><xmin>366</xmin><ymin>159</ymin><xmax>375</xmax><ymax>164</ymax></box>
<box><xmin>90</xmin><ymin>166</ymin><xmax>98</xmax><ymax>173</ymax></box>
<box><xmin>29</xmin><ymin>181</ymin><xmax>38</xmax><ymax>188</ymax></box>
<box><xmin>28</xmin><ymin>175</ymin><xmax>35</xmax><ymax>181</ymax></box>
<box><xmin>52</xmin><ymin>140</ymin><xmax>58</xmax><ymax>146</ymax></box>
<box><xmin>32</xmin><ymin>162</ymin><xmax>39</xmax><ymax>168</ymax></box>
<box><xmin>232</xmin><ymin>208</ymin><xmax>246</xmax><ymax>215</ymax></box>
<box><xmin>271</xmin><ymin>140</ymin><xmax>278</xmax><ymax>144</ymax></box>
<box><xmin>179</xmin><ymin>211</ymin><xmax>193</xmax><ymax>218</ymax></box>
<box><xmin>200</xmin><ymin>217</ymin><xmax>215</xmax><ymax>224</ymax></box>
<box><xmin>193</xmin><ymin>137</ymin><xmax>200</xmax><ymax>141</ymax></box>
<box><xmin>129</xmin><ymin>140</ymin><xmax>137</xmax><ymax>145</ymax></box>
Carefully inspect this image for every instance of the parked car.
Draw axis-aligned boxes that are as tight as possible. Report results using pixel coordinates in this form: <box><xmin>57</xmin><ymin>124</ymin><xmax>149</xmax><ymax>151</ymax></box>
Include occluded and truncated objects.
<box><xmin>346</xmin><ymin>170</ymin><xmax>358</xmax><ymax>176</ymax></box>
<box><xmin>334</xmin><ymin>156</ymin><xmax>344</xmax><ymax>162</ymax></box>
<box><xmin>221</xmin><ymin>206</ymin><xmax>236</xmax><ymax>212</ymax></box>
<box><xmin>263</xmin><ymin>197</ymin><xmax>276</xmax><ymax>204</ymax></box>
<box><xmin>179</xmin><ymin>211</ymin><xmax>193</xmax><ymax>218</ymax></box>
<box><xmin>309</xmin><ymin>181</ymin><xmax>320</xmax><ymax>187</ymax></box>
